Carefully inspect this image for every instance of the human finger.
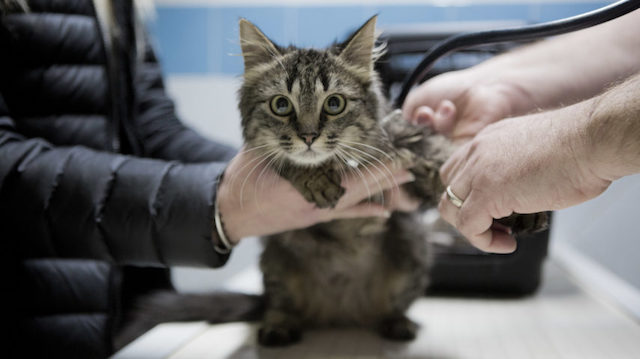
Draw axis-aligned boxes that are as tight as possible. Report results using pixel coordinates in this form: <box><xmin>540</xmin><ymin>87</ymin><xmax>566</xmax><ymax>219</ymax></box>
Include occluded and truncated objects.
<box><xmin>412</xmin><ymin>106</ymin><xmax>435</xmax><ymax>125</ymax></box>
<box><xmin>437</xmin><ymin>178</ymin><xmax>487</xmax><ymax>247</ymax></box>
<box><xmin>401</xmin><ymin>87</ymin><xmax>429</xmax><ymax>123</ymax></box>
<box><xmin>448</xmin><ymin>189</ymin><xmax>517</xmax><ymax>254</ymax></box>
<box><xmin>340</xmin><ymin>167</ymin><xmax>413</xmax><ymax>206</ymax></box>
<box><xmin>383</xmin><ymin>187</ymin><xmax>421</xmax><ymax>212</ymax></box>
<box><xmin>437</xmin><ymin>190</ymin><xmax>491</xmax><ymax>251</ymax></box>
<box><xmin>439</xmin><ymin>144</ymin><xmax>468</xmax><ymax>185</ymax></box>
<box><xmin>437</xmin><ymin>173</ymin><xmax>472</xmax><ymax>226</ymax></box>
<box><xmin>327</xmin><ymin>202</ymin><xmax>390</xmax><ymax>221</ymax></box>
<box><xmin>438</xmin><ymin>191</ymin><xmax>461</xmax><ymax>228</ymax></box>
<box><xmin>460</xmin><ymin>196</ymin><xmax>513</xmax><ymax>253</ymax></box>
<box><xmin>431</xmin><ymin>100</ymin><xmax>457</xmax><ymax>134</ymax></box>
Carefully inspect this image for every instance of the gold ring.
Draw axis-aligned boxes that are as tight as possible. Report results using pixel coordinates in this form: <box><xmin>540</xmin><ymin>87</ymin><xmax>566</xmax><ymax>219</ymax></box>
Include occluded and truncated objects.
<box><xmin>446</xmin><ymin>185</ymin><xmax>464</xmax><ymax>208</ymax></box>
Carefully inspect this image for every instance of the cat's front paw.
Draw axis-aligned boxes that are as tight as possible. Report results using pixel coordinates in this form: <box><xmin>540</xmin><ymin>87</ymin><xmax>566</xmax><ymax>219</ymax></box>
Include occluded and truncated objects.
<box><xmin>283</xmin><ymin>164</ymin><xmax>345</xmax><ymax>208</ymax></box>
<box><xmin>378</xmin><ymin>315</ymin><xmax>418</xmax><ymax>341</ymax></box>
<box><xmin>258</xmin><ymin>324</ymin><xmax>302</xmax><ymax>347</ymax></box>
<box><xmin>497</xmin><ymin>212</ymin><xmax>549</xmax><ymax>235</ymax></box>
<box><xmin>304</xmin><ymin>168</ymin><xmax>345</xmax><ymax>208</ymax></box>
<box><xmin>381</xmin><ymin>111</ymin><xmax>454</xmax><ymax>209</ymax></box>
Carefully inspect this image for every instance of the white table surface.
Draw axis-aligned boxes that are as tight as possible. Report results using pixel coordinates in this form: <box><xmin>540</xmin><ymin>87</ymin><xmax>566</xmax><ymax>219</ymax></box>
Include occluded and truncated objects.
<box><xmin>113</xmin><ymin>260</ymin><xmax>640</xmax><ymax>359</ymax></box>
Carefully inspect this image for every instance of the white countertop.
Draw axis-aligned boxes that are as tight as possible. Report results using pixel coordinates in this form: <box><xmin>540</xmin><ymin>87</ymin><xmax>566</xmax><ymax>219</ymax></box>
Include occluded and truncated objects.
<box><xmin>113</xmin><ymin>259</ymin><xmax>640</xmax><ymax>359</ymax></box>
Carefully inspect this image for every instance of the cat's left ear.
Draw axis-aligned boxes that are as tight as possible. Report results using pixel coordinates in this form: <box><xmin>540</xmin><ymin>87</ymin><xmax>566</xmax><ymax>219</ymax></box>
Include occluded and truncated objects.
<box><xmin>338</xmin><ymin>15</ymin><xmax>378</xmax><ymax>77</ymax></box>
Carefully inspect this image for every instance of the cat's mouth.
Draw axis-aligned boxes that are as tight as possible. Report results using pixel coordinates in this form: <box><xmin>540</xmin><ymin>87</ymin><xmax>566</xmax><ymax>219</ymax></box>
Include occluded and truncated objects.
<box><xmin>288</xmin><ymin>148</ymin><xmax>333</xmax><ymax>166</ymax></box>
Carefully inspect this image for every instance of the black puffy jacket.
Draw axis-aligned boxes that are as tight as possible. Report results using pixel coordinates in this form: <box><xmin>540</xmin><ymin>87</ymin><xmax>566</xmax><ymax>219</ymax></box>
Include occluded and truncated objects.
<box><xmin>0</xmin><ymin>1</ymin><xmax>236</xmax><ymax>357</ymax></box>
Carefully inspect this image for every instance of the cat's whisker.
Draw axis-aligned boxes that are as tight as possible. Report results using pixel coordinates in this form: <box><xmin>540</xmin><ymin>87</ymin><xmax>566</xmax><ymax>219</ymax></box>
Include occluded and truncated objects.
<box><xmin>263</xmin><ymin>156</ymin><xmax>288</xmax><ymax>197</ymax></box>
<box><xmin>254</xmin><ymin>153</ymin><xmax>281</xmax><ymax>215</ymax></box>
<box><xmin>238</xmin><ymin>143</ymin><xmax>272</xmax><ymax>155</ymax></box>
<box><xmin>226</xmin><ymin>148</ymin><xmax>276</xmax><ymax>191</ymax></box>
<box><xmin>342</xmin><ymin>150</ymin><xmax>386</xmax><ymax>206</ymax></box>
<box><xmin>336</xmin><ymin>148</ymin><xmax>386</xmax><ymax>206</ymax></box>
<box><xmin>332</xmin><ymin>155</ymin><xmax>356</xmax><ymax>193</ymax></box>
<box><xmin>275</xmin><ymin>155</ymin><xmax>286</xmax><ymax>177</ymax></box>
<box><xmin>361</xmin><ymin>158</ymin><xmax>386</xmax><ymax>206</ymax></box>
<box><xmin>230</xmin><ymin>143</ymin><xmax>273</xmax><ymax>187</ymax></box>
<box><xmin>269</xmin><ymin>155</ymin><xmax>287</xmax><ymax>190</ymax></box>
<box><xmin>338</xmin><ymin>151</ymin><xmax>367</xmax><ymax>179</ymax></box>
<box><xmin>333</xmin><ymin>151</ymin><xmax>355</xmax><ymax>186</ymax></box>
<box><xmin>339</xmin><ymin>145</ymin><xmax>399</xmax><ymax>195</ymax></box>
<box><xmin>338</xmin><ymin>143</ymin><xmax>401</xmax><ymax>194</ymax></box>
<box><xmin>333</xmin><ymin>151</ymin><xmax>354</xmax><ymax>179</ymax></box>
<box><xmin>335</xmin><ymin>148</ymin><xmax>372</xmax><ymax>202</ymax></box>
<box><xmin>340</xmin><ymin>139</ymin><xmax>395</xmax><ymax>162</ymax></box>
<box><xmin>239</xmin><ymin>150</ymin><xmax>279</xmax><ymax>209</ymax></box>
<box><xmin>334</xmin><ymin>158</ymin><xmax>349</xmax><ymax>181</ymax></box>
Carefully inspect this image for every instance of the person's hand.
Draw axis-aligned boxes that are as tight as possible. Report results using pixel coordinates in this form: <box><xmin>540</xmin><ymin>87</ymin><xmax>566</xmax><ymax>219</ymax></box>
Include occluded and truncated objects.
<box><xmin>438</xmin><ymin>103</ymin><xmax>612</xmax><ymax>253</ymax></box>
<box><xmin>402</xmin><ymin>69</ymin><xmax>528</xmax><ymax>141</ymax></box>
<box><xmin>217</xmin><ymin>148</ymin><xmax>417</xmax><ymax>243</ymax></box>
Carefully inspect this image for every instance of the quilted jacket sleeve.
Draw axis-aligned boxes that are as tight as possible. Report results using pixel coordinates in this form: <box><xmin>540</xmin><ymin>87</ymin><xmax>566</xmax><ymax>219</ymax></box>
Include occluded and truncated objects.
<box><xmin>133</xmin><ymin>36</ymin><xmax>237</xmax><ymax>163</ymax></box>
<box><xmin>0</xmin><ymin>93</ymin><xmax>230</xmax><ymax>268</ymax></box>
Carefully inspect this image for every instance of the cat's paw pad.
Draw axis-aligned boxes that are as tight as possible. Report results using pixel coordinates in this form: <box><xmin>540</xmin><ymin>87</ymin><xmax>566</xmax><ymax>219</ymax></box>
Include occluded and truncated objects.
<box><xmin>258</xmin><ymin>325</ymin><xmax>302</xmax><ymax>347</ymax></box>
<box><xmin>378</xmin><ymin>316</ymin><xmax>418</xmax><ymax>341</ymax></box>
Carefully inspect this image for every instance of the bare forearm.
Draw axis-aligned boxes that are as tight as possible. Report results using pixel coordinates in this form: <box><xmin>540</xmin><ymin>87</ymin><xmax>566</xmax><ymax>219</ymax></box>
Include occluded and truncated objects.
<box><xmin>586</xmin><ymin>71</ymin><xmax>640</xmax><ymax>180</ymax></box>
<box><xmin>471</xmin><ymin>9</ymin><xmax>640</xmax><ymax>114</ymax></box>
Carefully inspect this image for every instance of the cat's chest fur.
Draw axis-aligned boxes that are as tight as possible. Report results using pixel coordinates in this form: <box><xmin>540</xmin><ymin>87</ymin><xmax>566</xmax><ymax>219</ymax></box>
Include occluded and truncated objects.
<box><xmin>262</xmin><ymin>218</ymin><xmax>408</xmax><ymax>326</ymax></box>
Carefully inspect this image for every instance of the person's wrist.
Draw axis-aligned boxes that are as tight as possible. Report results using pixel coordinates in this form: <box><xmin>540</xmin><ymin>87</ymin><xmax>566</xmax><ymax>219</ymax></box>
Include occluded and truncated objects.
<box><xmin>213</xmin><ymin>196</ymin><xmax>235</xmax><ymax>254</ymax></box>
<box><xmin>214</xmin><ymin>174</ymin><xmax>244</xmax><ymax>248</ymax></box>
<box><xmin>550</xmin><ymin>99</ymin><xmax>617</xmax><ymax>190</ymax></box>
<box><xmin>584</xmin><ymin>94</ymin><xmax>640</xmax><ymax>180</ymax></box>
<box><xmin>216</xmin><ymin>185</ymin><xmax>242</xmax><ymax>245</ymax></box>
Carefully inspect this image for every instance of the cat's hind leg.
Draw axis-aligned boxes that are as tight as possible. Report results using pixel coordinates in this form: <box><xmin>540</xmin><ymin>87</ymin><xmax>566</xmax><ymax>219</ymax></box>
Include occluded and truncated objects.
<box><xmin>378</xmin><ymin>314</ymin><xmax>419</xmax><ymax>341</ymax></box>
<box><xmin>258</xmin><ymin>266</ymin><xmax>305</xmax><ymax>347</ymax></box>
<box><xmin>258</xmin><ymin>309</ymin><xmax>303</xmax><ymax>346</ymax></box>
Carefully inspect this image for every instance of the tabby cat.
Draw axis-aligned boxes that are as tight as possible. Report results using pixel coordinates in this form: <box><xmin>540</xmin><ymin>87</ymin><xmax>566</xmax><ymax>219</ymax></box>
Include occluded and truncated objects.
<box><xmin>236</xmin><ymin>16</ymin><xmax>546</xmax><ymax>346</ymax></box>
<box><xmin>115</xmin><ymin>16</ymin><xmax>547</xmax><ymax>349</ymax></box>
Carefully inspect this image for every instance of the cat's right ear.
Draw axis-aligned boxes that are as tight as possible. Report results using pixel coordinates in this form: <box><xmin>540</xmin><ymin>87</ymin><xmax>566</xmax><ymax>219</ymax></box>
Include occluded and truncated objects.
<box><xmin>239</xmin><ymin>19</ymin><xmax>281</xmax><ymax>72</ymax></box>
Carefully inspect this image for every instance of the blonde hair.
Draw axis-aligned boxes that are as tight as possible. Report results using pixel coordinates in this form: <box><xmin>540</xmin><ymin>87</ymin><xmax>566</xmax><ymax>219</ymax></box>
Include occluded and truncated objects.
<box><xmin>93</xmin><ymin>0</ymin><xmax>156</xmax><ymax>61</ymax></box>
<box><xmin>0</xmin><ymin>0</ymin><xmax>29</xmax><ymax>15</ymax></box>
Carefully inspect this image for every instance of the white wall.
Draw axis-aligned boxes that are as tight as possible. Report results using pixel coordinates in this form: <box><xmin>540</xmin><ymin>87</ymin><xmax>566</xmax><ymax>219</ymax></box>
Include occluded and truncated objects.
<box><xmin>165</xmin><ymin>75</ymin><xmax>244</xmax><ymax>147</ymax></box>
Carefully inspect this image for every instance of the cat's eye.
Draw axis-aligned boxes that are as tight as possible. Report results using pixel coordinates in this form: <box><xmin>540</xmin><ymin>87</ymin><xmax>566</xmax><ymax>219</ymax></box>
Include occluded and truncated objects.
<box><xmin>270</xmin><ymin>95</ymin><xmax>293</xmax><ymax>116</ymax></box>
<box><xmin>323</xmin><ymin>94</ymin><xmax>346</xmax><ymax>116</ymax></box>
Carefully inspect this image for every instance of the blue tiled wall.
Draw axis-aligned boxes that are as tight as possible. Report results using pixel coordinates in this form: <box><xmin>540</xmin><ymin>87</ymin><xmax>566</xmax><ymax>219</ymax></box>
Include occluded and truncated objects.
<box><xmin>148</xmin><ymin>2</ymin><xmax>610</xmax><ymax>75</ymax></box>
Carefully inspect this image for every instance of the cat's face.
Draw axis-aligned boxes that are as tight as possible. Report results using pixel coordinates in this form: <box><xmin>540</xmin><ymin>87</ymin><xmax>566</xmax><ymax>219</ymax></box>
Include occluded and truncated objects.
<box><xmin>238</xmin><ymin>17</ymin><xmax>387</xmax><ymax>167</ymax></box>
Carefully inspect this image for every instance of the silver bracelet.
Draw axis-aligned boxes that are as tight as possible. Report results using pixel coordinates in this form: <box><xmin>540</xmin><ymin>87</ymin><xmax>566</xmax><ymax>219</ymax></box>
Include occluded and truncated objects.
<box><xmin>213</xmin><ymin>199</ymin><xmax>234</xmax><ymax>254</ymax></box>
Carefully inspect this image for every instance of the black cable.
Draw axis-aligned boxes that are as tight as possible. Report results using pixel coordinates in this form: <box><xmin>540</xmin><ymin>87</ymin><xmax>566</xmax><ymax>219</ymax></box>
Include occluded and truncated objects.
<box><xmin>395</xmin><ymin>0</ymin><xmax>640</xmax><ymax>108</ymax></box>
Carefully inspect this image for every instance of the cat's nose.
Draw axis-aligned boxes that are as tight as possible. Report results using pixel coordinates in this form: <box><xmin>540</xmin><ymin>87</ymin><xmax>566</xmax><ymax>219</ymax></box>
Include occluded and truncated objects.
<box><xmin>299</xmin><ymin>132</ymin><xmax>319</xmax><ymax>146</ymax></box>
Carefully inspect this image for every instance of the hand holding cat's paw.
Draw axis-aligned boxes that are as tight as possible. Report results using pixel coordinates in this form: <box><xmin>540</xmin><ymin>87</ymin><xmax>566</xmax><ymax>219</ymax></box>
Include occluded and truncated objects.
<box><xmin>218</xmin><ymin>150</ymin><xmax>414</xmax><ymax>241</ymax></box>
<box><xmin>337</xmin><ymin>165</ymin><xmax>416</xmax><ymax>209</ymax></box>
<box><xmin>436</xmin><ymin>109</ymin><xmax>609</xmax><ymax>253</ymax></box>
<box><xmin>381</xmin><ymin>110</ymin><xmax>455</xmax><ymax>209</ymax></box>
